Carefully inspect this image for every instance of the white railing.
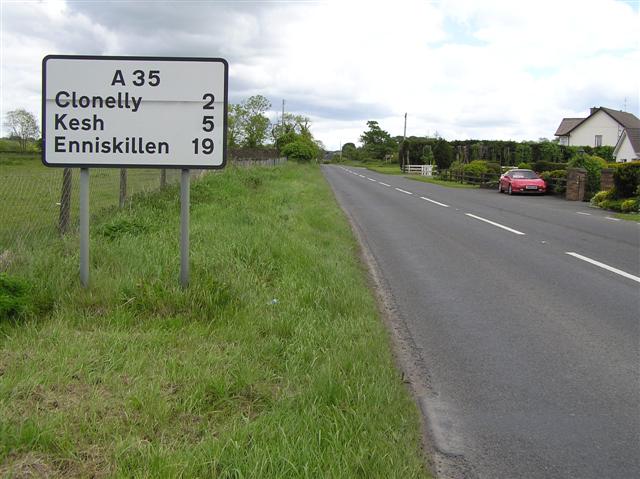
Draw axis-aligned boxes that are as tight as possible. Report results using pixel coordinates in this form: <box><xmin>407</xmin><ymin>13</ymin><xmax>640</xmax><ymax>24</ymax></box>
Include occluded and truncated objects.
<box><xmin>403</xmin><ymin>164</ymin><xmax>436</xmax><ymax>177</ymax></box>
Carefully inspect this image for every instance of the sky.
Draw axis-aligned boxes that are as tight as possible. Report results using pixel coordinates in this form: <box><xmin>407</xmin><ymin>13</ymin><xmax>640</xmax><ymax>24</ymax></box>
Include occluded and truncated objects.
<box><xmin>1</xmin><ymin>0</ymin><xmax>639</xmax><ymax>150</ymax></box>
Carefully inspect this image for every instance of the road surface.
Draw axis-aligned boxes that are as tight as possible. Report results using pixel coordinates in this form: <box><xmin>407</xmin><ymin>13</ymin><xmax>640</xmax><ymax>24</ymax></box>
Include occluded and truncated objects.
<box><xmin>323</xmin><ymin>165</ymin><xmax>639</xmax><ymax>479</ymax></box>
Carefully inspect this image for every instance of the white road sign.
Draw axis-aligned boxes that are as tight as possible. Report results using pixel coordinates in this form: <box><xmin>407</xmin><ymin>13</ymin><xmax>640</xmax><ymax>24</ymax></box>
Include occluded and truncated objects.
<box><xmin>43</xmin><ymin>55</ymin><xmax>228</xmax><ymax>168</ymax></box>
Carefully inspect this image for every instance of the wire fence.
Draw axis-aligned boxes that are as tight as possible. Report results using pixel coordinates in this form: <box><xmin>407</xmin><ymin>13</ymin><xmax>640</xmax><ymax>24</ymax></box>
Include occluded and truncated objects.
<box><xmin>1</xmin><ymin>156</ymin><xmax>287</xmax><ymax>265</ymax></box>
<box><xmin>0</xmin><ymin>166</ymin><xmax>181</xmax><ymax>254</ymax></box>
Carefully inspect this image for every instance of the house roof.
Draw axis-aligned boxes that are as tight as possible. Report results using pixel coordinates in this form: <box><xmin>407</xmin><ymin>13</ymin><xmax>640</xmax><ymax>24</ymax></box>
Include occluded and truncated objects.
<box><xmin>613</xmin><ymin>128</ymin><xmax>640</xmax><ymax>158</ymax></box>
<box><xmin>554</xmin><ymin>107</ymin><xmax>640</xmax><ymax>137</ymax></box>
<box><xmin>555</xmin><ymin>118</ymin><xmax>583</xmax><ymax>136</ymax></box>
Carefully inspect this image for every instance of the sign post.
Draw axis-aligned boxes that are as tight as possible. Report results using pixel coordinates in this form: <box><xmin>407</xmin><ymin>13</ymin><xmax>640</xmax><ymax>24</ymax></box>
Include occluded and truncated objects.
<box><xmin>43</xmin><ymin>55</ymin><xmax>228</xmax><ymax>287</ymax></box>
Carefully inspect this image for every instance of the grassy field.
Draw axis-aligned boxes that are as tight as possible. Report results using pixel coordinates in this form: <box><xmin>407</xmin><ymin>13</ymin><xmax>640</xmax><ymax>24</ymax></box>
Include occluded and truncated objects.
<box><xmin>0</xmin><ymin>153</ymin><xmax>180</xmax><ymax>251</ymax></box>
<box><xmin>0</xmin><ymin>163</ymin><xmax>429</xmax><ymax>477</ymax></box>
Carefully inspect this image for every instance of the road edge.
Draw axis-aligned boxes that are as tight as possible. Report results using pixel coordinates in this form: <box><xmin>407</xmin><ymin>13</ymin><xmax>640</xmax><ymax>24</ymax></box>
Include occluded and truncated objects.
<box><xmin>324</xmin><ymin>165</ymin><xmax>475</xmax><ymax>479</ymax></box>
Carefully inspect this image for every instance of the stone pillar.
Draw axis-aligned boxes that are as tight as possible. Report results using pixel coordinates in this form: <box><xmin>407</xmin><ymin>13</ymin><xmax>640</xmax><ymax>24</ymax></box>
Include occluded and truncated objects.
<box><xmin>600</xmin><ymin>168</ymin><xmax>614</xmax><ymax>191</ymax></box>
<box><xmin>566</xmin><ymin>168</ymin><xmax>587</xmax><ymax>201</ymax></box>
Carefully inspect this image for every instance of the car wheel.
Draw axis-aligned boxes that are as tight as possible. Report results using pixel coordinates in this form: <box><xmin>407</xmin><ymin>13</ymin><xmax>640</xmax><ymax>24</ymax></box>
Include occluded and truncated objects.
<box><xmin>507</xmin><ymin>184</ymin><xmax>512</xmax><ymax>195</ymax></box>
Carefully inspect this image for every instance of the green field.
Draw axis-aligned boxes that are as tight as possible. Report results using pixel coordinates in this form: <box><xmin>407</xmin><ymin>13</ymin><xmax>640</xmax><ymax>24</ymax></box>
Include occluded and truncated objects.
<box><xmin>0</xmin><ymin>163</ymin><xmax>429</xmax><ymax>477</ymax></box>
<box><xmin>0</xmin><ymin>154</ymin><xmax>180</xmax><ymax>251</ymax></box>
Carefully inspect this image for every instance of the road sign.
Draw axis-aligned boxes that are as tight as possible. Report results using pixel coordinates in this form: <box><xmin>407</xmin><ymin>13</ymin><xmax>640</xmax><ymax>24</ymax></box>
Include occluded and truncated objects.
<box><xmin>42</xmin><ymin>55</ymin><xmax>228</xmax><ymax>168</ymax></box>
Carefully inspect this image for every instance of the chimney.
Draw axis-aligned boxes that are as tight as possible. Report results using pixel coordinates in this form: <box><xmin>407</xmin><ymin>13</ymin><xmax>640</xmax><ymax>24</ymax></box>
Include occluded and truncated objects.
<box><xmin>590</xmin><ymin>106</ymin><xmax>598</xmax><ymax>115</ymax></box>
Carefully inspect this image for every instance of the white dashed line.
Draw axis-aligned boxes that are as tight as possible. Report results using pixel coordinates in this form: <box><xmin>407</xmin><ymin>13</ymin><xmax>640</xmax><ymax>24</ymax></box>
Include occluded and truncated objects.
<box><xmin>420</xmin><ymin>196</ymin><xmax>449</xmax><ymax>208</ymax></box>
<box><xmin>357</xmin><ymin>174</ymin><xmax>365</xmax><ymax>178</ymax></box>
<box><xmin>395</xmin><ymin>188</ymin><xmax>413</xmax><ymax>195</ymax></box>
<box><xmin>566</xmin><ymin>252</ymin><xmax>640</xmax><ymax>283</ymax></box>
<box><xmin>605</xmin><ymin>217</ymin><xmax>621</xmax><ymax>222</ymax></box>
<box><xmin>367</xmin><ymin>178</ymin><xmax>377</xmax><ymax>182</ymax></box>
<box><xmin>465</xmin><ymin>213</ymin><xmax>526</xmax><ymax>235</ymax></box>
<box><xmin>576</xmin><ymin>212</ymin><xmax>591</xmax><ymax>216</ymax></box>
<box><xmin>379</xmin><ymin>182</ymin><xmax>391</xmax><ymax>187</ymax></box>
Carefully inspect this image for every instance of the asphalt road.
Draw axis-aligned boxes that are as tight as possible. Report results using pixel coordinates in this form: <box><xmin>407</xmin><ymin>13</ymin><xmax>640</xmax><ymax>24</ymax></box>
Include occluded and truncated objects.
<box><xmin>322</xmin><ymin>165</ymin><xmax>639</xmax><ymax>479</ymax></box>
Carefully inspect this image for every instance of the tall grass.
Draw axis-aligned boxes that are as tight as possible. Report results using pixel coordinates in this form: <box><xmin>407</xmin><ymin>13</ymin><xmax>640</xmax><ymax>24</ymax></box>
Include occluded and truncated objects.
<box><xmin>0</xmin><ymin>164</ymin><xmax>429</xmax><ymax>477</ymax></box>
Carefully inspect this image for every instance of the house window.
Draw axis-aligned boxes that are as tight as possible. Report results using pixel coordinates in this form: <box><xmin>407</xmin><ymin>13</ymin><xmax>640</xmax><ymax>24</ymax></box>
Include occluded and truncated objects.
<box><xmin>559</xmin><ymin>136</ymin><xmax>568</xmax><ymax>146</ymax></box>
<box><xmin>595</xmin><ymin>135</ymin><xmax>603</xmax><ymax>147</ymax></box>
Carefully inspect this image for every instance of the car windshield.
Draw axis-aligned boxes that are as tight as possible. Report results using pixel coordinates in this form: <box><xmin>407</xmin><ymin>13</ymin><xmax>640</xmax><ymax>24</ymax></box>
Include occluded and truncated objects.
<box><xmin>511</xmin><ymin>170</ymin><xmax>538</xmax><ymax>179</ymax></box>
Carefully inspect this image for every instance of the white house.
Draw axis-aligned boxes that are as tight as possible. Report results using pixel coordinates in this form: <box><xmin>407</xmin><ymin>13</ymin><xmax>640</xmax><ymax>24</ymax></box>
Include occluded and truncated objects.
<box><xmin>554</xmin><ymin>107</ymin><xmax>640</xmax><ymax>158</ymax></box>
<box><xmin>612</xmin><ymin>128</ymin><xmax>640</xmax><ymax>163</ymax></box>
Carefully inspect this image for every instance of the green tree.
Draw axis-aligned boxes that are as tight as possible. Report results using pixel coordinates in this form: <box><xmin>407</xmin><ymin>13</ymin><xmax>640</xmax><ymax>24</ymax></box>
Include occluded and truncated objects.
<box><xmin>4</xmin><ymin>109</ymin><xmax>39</xmax><ymax>152</ymax></box>
<box><xmin>228</xmin><ymin>95</ymin><xmax>272</xmax><ymax>148</ymax></box>
<box><xmin>421</xmin><ymin>144</ymin><xmax>435</xmax><ymax>165</ymax></box>
<box><xmin>281</xmin><ymin>135</ymin><xmax>319</xmax><ymax>162</ymax></box>
<box><xmin>360</xmin><ymin>121</ymin><xmax>397</xmax><ymax>160</ymax></box>
<box><xmin>433</xmin><ymin>139</ymin><xmax>454</xmax><ymax>170</ymax></box>
<box><xmin>243</xmin><ymin>95</ymin><xmax>271</xmax><ymax>148</ymax></box>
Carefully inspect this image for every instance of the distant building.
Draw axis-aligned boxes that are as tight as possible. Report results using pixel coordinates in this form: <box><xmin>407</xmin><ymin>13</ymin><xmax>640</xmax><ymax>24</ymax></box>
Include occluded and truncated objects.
<box><xmin>554</xmin><ymin>107</ymin><xmax>640</xmax><ymax>162</ymax></box>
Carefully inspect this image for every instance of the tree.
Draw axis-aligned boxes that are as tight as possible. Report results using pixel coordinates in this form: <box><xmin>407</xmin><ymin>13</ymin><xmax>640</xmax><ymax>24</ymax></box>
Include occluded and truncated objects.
<box><xmin>421</xmin><ymin>145</ymin><xmax>435</xmax><ymax>165</ymax></box>
<box><xmin>243</xmin><ymin>95</ymin><xmax>271</xmax><ymax>147</ymax></box>
<box><xmin>360</xmin><ymin>121</ymin><xmax>397</xmax><ymax>160</ymax></box>
<box><xmin>4</xmin><ymin>109</ymin><xmax>39</xmax><ymax>152</ymax></box>
<box><xmin>281</xmin><ymin>135</ymin><xmax>319</xmax><ymax>162</ymax></box>
<box><xmin>227</xmin><ymin>95</ymin><xmax>272</xmax><ymax>148</ymax></box>
<box><xmin>433</xmin><ymin>139</ymin><xmax>454</xmax><ymax>170</ymax></box>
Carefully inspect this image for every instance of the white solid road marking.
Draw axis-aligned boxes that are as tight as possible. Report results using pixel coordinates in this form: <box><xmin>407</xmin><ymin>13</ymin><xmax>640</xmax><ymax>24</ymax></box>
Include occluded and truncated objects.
<box><xmin>576</xmin><ymin>212</ymin><xmax>591</xmax><ymax>216</ymax></box>
<box><xmin>465</xmin><ymin>213</ymin><xmax>526</xmax><ymax>235</ymax></box>
<box><xmin>379</xmin><ymin>182</ymin><xmax>391</xmax><ymax>187</ymax></box>
<box><xmin>566</xmin><ymin>252</ymin><xmax>640</xmax><ymax>284</ymax></box>
<box><xmin>395</xmin><ymin>188</ymin><xmax>413</xmax><ymax>195</ymax></box>
<box><xmin>420</xmin><ymin>196</ymin><xmax>449</xmax><ymax>208</ymax></box>
<box><xmin>605</xmin><ymin>217</ymin><xmax>621</xmax><ymax>221</ymax></box>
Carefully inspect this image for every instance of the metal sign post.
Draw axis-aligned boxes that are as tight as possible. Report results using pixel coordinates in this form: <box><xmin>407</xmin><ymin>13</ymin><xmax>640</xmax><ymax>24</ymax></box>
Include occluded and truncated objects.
<box><xmin>79</xmin><ymin>168</ymin><xmax>89</xmax><ymax>287</ymax></box>
<box><xmin>42</xmin><ymin>55</ymin><xmax>228</xmax><ymax>288</ymax></box>
<box><xmin>180</xmin><ymin>169</ymin><xmax>190</xmax><ymax>288</ymax></box>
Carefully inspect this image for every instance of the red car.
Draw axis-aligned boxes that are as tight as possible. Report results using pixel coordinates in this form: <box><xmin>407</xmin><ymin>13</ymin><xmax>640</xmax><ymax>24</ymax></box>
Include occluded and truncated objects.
<box><xmin>498</xmin><ymin>169</ymin><xmax>546</xmax><ymax>195</ymax></box>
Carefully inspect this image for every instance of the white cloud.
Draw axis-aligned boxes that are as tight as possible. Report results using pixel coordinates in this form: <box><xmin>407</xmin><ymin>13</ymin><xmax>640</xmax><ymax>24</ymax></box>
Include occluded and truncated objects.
<box><xmin>1</xmin><ymin>0</ymin><xmax>638</xmax><ymax>149</ymax></box>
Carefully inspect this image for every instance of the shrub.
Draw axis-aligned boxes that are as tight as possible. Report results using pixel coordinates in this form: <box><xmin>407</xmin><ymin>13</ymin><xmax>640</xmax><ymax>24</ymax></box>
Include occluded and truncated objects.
<box><xmin>568</xmin><ymin>154</ymin><xmax>607</xmax><ymax>198</ymax></box>
<box><xmin>613</xmin><ymin>162</ymin><xmax>640</xmax><ymax>199</ymax></box>
<box><xmin>590</xmin><ymin>189</ymin><xmax>615</xmax><ymax>207</ymax></box>
<box><xmin>463</xmin><ymin>160</ymin><xmax>490</xmax><ymax>178</ymax></box>
<box><xmin>540</xmin><ymin>169</ymin><xmax>567</xmax><ymax>195</ymax></box>
<box><xmin>598</xmin><ymin>199</ymin><xmax>625</xmax><ymax>211</ymax></box>
<box><xmin>621</xmin><ymin>198</ymin><xmax>639</xmax><ymax>213</ymax></box>
<box><xmin>517</xmin><ymin>162</ymin><xmax>532</xmax><ymax>169</ymax></box>
<box><xmin>532</xmin><ymin>160</ymin><xmax>568</xmax><ymax>173</ymax></box>
<box><xmin>281</xmin><ymin>137</ymin><xmax>319</xmax><ymax>162</ymax></box>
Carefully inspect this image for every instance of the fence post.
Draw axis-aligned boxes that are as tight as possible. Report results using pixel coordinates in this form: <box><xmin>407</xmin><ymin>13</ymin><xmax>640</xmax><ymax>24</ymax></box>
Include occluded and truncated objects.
<box><xmin>59</xmin><ymin>167</ymin><xmax>72</xmax><ymax>234</ymax></box>
<box><xmin>160</xmin><ymin>169</ymin><xmax>167</xmax><ymax>189</ymax></box>
<box><xmin>119</xmin><ymin>168</ymin><xmax>127</xmax><ymax>208</ymax></box>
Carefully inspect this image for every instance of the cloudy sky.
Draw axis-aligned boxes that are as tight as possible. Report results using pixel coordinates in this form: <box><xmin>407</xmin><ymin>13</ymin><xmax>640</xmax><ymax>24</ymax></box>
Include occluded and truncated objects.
<box><xmin>1</xmin><ymin>0</ymin><xmax>639</xmax><ymax>150</ymax></box>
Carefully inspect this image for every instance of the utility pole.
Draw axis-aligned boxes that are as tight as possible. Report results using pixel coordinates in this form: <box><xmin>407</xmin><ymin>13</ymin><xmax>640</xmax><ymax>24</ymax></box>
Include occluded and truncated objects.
<box><xmin>282</xmin><ymin>99</ymin><xmax>285</xmax><ymax>128</ymax></box>
<box><xmin>402</xmin><ymin>112</ymin><xmax>407</xmax><ymax>170</ymax></box>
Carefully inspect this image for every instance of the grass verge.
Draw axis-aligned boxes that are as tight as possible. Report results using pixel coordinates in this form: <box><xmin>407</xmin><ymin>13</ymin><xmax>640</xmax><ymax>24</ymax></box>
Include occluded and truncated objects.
<box><xmin>0</xmin><ymin>163</ymin><xmax>429</xmax><ymax>477</ymax></box>
<box><xmin>406</xmin><ymin>176</ymin><xmax>479</xmax><ymax>189</ymax></box>
<box><xmin>613</xmin><ymin>212</ymin><xmax>640</xmax><ymax>222</ymax></box>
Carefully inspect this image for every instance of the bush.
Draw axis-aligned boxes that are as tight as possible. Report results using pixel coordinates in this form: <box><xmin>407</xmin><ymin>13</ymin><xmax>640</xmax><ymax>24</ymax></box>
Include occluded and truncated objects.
<box><xmin>532</xmin><ymin>160</ymin><xmax>568</xmax><ymax>173</ymax></box>
<box><xmin>568</xmin><ymin>154</ymin><xmax>607</xmax><ymax>198</ymax></box>
<box><xmin>517</xmin><ymin>162</ymin><xmax>532</xmax><ymax>169</ymax></box>
<box><xmin>613</xmin><ymin>162</ymin><xmax>640</xmax><ymax>199</ymax></box>
<box><xmin>598</xmin><ymin>199</ymin><xmax>625</xmax><ymax>211</ymax></box>
<box><xmin>540</xmin><ymin>169</ymin><xmax>567</xmax><ymax>195</ymax></box>
<box><xmin>463</xmin><ymin>160</ymin><xmax>490</xmax><ymax>178</ymax></box>
<box><xmin>281</xmin><ymin>137</ymin><xmax>319</xmax><ymax>162</ymax></box>
<box><xmin>590</xmin><ymin>189</ymin><xmax>615</xmax><ymax>207</ymax></box>
<box><xmin>621</xmin><ymin>198</ymin><xmax>639</xmax><ymax>213</ymax></box>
